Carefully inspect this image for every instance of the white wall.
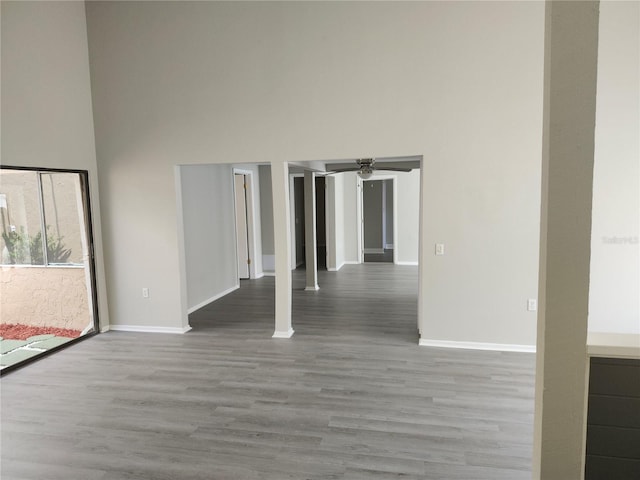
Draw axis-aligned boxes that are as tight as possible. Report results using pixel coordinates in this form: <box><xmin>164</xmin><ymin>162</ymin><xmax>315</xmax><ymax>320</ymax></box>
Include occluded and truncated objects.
<box><xmin>1</xmin><ymin>1</ymin><xmax>110</xmax><ymax>330</ymax></box>
<box><xmin>396</xmin><ymin>171</ymin><xmax>420</xmax><ymax>265</ymax></box>
<box><xmin>85</xmin><ymin>1</ymin><xmax>544</xmax><ymax>346</ymax></box>
<box><xmin>342</xmin><ymin>172</ymin><xmax>360</xmax><ymax>263</ymax></box>
<box><xmin>179</xmin><ymin>164</ymin><xmax>238</xmax><ymax>312</ymax></box>
<box><xmin>333</xmin><ymin>173</ymin><xmax>346</xmax><ymax>270</ymax></box>
<box><xmin>589</xmin><ymin>0</ymin><xmax>640</xmax><ymax>334</ymax></box>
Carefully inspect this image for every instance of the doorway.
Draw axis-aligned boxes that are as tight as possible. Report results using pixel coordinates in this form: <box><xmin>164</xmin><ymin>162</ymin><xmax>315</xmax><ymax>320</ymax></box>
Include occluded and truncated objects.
<box><xmin>289</xmin><ymin>174</ymin><xmax>327</xmax><ymax>271</ymax></box>
<box><xmin>315</xmin><ymin>176</ymin><xmax>327</xmax><ymax>270</ymax></box>
<box><xmin>233</xmin><ymin>171</ymin><xmax>252</xmax><ymax>280</ymax></box>
<box><xmin>361</xmin><ymin>178</ymin><xmax>396</xmax><ymax>263</ymax></box>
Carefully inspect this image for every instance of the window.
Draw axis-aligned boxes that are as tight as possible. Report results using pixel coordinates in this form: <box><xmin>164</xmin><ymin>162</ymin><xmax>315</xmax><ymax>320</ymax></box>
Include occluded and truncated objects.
<box><xmin>1</xmin><ymin>171</ymin><xmax>86</xmax><ymax>266</ymax></box>
<box><xmin>0</xmin><ymin>167</ymin><xmax>98</xmax><ymax>372</ymax></box>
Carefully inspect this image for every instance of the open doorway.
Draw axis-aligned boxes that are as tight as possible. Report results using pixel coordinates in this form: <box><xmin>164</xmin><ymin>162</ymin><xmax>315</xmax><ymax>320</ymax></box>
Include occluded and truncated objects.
<box><xmin>234</xmin><ymin>173</ymin><xmax>250</xmax><ymax>280</ymax></box>
<box><xmin>289</xmin><ymin>173</ymin><xmax>327</xmax><ymax>272</ymax></box>
<box><xmin>233</xmin><ymin>168</ymin><xmax>261</xmax><ymax>281</ymax></box>
<box><xmin>315</xmin><ymin>176</ymin><xmax>327</xmax><ymax>270</ymax></box>
<box><xmin>361</xmin><ymin>177</ymin><xmax>396</xmax><ymax>263</ymax></box>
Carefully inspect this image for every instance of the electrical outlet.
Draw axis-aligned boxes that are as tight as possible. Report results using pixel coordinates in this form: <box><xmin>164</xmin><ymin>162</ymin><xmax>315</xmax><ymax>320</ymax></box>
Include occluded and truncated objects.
<box><xmin>142</xmin><ymin>288</ymin><xmax>149</xmax><ymax>298</ymax></box>
<box><xmin>527</xmin><ymin>299</ymin><xmax>537</xmax><ymax>311</ymax></box>
<box><xmin>435</xmin><ymin>244</ymin><xmax>445</xmax><ymax>255</ymax></box>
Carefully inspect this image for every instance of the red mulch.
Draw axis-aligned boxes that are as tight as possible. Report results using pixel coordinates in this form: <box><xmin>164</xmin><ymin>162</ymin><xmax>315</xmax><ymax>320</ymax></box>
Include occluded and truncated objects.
<box><xmin>0</xmin><ymin>324</ymin><xmax>82</xmax><ymax>340</ymax></box>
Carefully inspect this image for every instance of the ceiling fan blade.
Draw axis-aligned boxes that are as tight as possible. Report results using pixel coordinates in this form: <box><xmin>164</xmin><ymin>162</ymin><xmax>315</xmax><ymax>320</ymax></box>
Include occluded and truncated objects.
<box><xmin>325</xmin><ymin>167</ymin><xmax>361</xmax><ymax>174</ymax></box>
<box><xmin>375</xmin><ymin>167</ymin><xmax>412</xmax><ymax>172</ymax></box>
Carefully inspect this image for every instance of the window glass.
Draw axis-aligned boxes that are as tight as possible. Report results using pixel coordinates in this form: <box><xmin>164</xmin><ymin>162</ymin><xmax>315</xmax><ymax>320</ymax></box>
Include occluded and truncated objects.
<box><xmin>41</xmin><ymin>173</ymin><xmax>85</xmax><ymax>265</ymax></box>
<box><xmin>0</xmin><ymin>170</ymin><xmax>44</xmax><ymax>265</ymax></box>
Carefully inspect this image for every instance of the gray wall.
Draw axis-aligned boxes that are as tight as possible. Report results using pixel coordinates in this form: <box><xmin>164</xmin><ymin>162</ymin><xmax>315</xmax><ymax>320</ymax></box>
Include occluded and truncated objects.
<box><xmin>258</xmin><ymin>166</ymin><xmax>274</xmax><ymax>257</ymax></box>
<box><xmin>84</xmin><ymin>1</ymin><xmax>544</xmax><ymax>344</ymax></box>
<box><xmin>258</xmin><ymin>165</ymin><xmax>275</xmax><ymax>271</ymax></box>
<box><xmin>179</xmin><ymin>165</ymin><xmax>237</xmax><ymax>311</ymax></box>
<box><xmin>589</xmin><ymin>1</ymin><xmax>640</xmax><ymax>334</ymax></box>
<box><xmin>1</xmin><ymin>1</ymin><xmax>110</xmax><ymax>330</ymax></box>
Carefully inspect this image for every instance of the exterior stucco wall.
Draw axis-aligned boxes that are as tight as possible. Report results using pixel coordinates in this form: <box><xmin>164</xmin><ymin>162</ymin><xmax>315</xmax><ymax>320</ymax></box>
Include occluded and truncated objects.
<box><xmin>0</xmin><ymin>267</ymin><xmax>91</xmax><ymax>331</ymax></box>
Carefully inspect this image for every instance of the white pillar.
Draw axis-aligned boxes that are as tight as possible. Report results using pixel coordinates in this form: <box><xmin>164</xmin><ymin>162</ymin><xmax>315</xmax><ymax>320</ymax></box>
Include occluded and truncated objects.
<box><xmin>271</xmin><ymin>161</ymin><xmax>294</xmax><ymax>338</ymax></box>
<box><xmin>304</xmin><ymin>170</ymin><xmax>319</xmax><ymax>291</ymax></box>
<box><xmin>533</xmin><ymin>2</ymin><xmax>599</xmax><ymax>478</ymax></box>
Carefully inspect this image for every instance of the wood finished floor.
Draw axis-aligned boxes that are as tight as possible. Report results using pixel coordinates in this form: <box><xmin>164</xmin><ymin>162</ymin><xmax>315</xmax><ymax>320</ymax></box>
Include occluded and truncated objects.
<box><xmin>1</xmin><ymin>264</ymin><xmax>535</xmax><ymax>480</ymax></box>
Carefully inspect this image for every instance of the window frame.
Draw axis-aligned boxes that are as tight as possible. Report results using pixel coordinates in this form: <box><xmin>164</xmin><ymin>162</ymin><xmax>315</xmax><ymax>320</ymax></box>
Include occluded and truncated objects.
<box><xmin>0</xmin><ymin>165</ymin><xmax>100</xmax><ymax>374</ymax></box>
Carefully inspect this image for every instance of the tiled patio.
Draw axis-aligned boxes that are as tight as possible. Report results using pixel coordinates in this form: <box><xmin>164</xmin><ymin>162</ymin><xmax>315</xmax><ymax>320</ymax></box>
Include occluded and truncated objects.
<box><xmin>0</xmin><ymin>334</ymin><xmax>76</xmax><ymax>370</ymax></box>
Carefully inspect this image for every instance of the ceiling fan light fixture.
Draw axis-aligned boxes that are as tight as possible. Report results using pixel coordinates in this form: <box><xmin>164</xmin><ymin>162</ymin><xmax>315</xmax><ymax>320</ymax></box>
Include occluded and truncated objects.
<box><xmin>358</xmin><ymin>162</ymin><xmax>374</xmax><ymax>180</ymax></box>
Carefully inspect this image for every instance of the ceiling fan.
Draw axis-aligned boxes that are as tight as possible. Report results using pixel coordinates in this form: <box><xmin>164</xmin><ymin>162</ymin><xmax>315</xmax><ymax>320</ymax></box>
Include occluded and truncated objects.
<box><xmin>326</xmin><ymin>158</ymin><xmax>412</xmax><ymax>180</ymax></box>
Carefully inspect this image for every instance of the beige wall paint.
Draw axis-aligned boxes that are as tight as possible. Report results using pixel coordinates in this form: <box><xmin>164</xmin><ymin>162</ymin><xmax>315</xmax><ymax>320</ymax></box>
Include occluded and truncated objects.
<box><xmin>1</xmin><ymin>1</ymin><xmax>109</xmax><ymax>330</ymax></box>
<box><xmin>0</xmin><ymin>267</ymin><xmax>91</xmax><ymax>332</ymax></box>
<box><xmin>84</xmin><ymin>1</ymin><xmax>545</xmax><ymax>346</ymax></box>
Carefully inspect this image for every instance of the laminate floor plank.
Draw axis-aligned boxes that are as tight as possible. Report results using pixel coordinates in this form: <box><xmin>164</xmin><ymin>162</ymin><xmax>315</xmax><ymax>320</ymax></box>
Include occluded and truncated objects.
<box><xmin>1</xmin><ymin>264</ymin><xmax>535</xmax><ymax>479</ymax></box>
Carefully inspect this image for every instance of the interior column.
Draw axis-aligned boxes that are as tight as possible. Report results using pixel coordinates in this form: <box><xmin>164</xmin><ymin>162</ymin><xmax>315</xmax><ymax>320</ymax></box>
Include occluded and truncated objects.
<box><xmin>533</xmin><ymin>1</ymin><xmax>599</xmax><ymax>478</ymax></box>
<box><xmin>271</xmin><ymin>161</ymin><xmax>294</xmax><ymax>338</ymax></box>
<box><xmin>304</xmin><ymin>170</ymin><xmax>319</xmax><ymax>291</ymax></box>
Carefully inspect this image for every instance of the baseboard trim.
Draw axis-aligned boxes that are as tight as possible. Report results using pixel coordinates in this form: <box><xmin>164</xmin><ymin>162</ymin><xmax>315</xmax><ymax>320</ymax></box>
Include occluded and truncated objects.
<box><xmin>419</xmin><ymin>338</ymin><xmax>536</xmax><ymax>353</ymax></box>
<box><xmin>253</xmin><ymin>272</ymin><xmax>264</xmax><ymax>279</ymax></box>
<box><xmin>110</xmin><ymin>325</ymin><xmax>193</xmax><ymax>334</ymax></box>
<box><xmin>100</xmin><ymin>326</ymin><xmax>110</xmax><ymax>333</ymax></box>
<box><xmin>385</xmin><ymin>244</ymin><xmax>394</xmax><ymax>249</ymax></box>
<box><xmin>364</xmin><ymin>248</ymin><xmax>385</xmax><ymax>254</ymax></box>
<box><xmin>305</xmin><ymin>285</ymin><xmax>320</xmax><ymax>291</ymax></box>
<box><xmin>327</xmin><ymin>262</ymin><xmax>344</xmax><ymax>272</ymax></box>
<box><xmin>262</xmin><ymin>271</ymin><xmax>276</xmax><ymax>277</ymax></box>
<box><xmin>343</xmin><ymin>260</ymin><xmax>360</xmax><ymax>265</ymax></box>
<box><xmin>187</xmin><ymin>285</ymin><xmax>239</xmax><ymax>314</ymax></box>
<box><xmin>395</xmin><ymin>261</ymin><xmax>419</xmax><ymax>266</ymax></box>
<box><xmin>272</xmin><ymin>328</ymin><xmax>294</xmax><ymax>339</ymax></box>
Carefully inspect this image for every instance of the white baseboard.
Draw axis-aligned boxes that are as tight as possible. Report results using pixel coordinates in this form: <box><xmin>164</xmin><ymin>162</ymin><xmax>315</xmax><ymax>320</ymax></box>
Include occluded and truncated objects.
<box><xmin>305</xmin><ymin>285</ymin><xmax>320</xmax><ymax>291</ymax></box>
<box><xmin>100</xmin><ymin>326</ymin><xmax>110</xmax><ymax>333</ymax></box>
<box><xmin>253</xmin><ymin>272</ymin><xmax>264</xmax><ymax>279</ymax></box>
<box><xmin>272</xmin><ymin>328</ymin><xmax>294</xmax><ymax>339</ymax></box>
<box><xmin>262</xmin><ymin>271</ymin><xmax>276</xmax><ymax>277</ymax></box>
<box><xmin>110</xmin><ymin>325</ymin><xmax>193</xmax><ymax>334</ymax></box>
<box><xmin>395</xmin><ymin>261</ymin><xmax>419</xmax><ymax>266</ymax></box>
<box><xmin>343</xmin><ymin>260</ymin><xmax>360</xmax><ymax>265</ymax></box>
<box><xmin>364</xmin><ymin>248</ymin><xmax>385</xmax><ymax>254</ymax></box>
<box><xmin>419</xmin><ymin>338</ymin><xmax>536</xmax><ymax>353</ymax></box>
<box><xmin>187</xmin><ymin>284</ymin><xmax>239</xmax><ymax>314</ymax></box>
<box><xmin>385</xmin><ymin>244</ymin><xmax>394</xmax><ymax>249</ymax></box>
<box><xmin>327</xmin><ymin>261</ymin><xmax>345</xmax><ymax>272</ymax></box>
